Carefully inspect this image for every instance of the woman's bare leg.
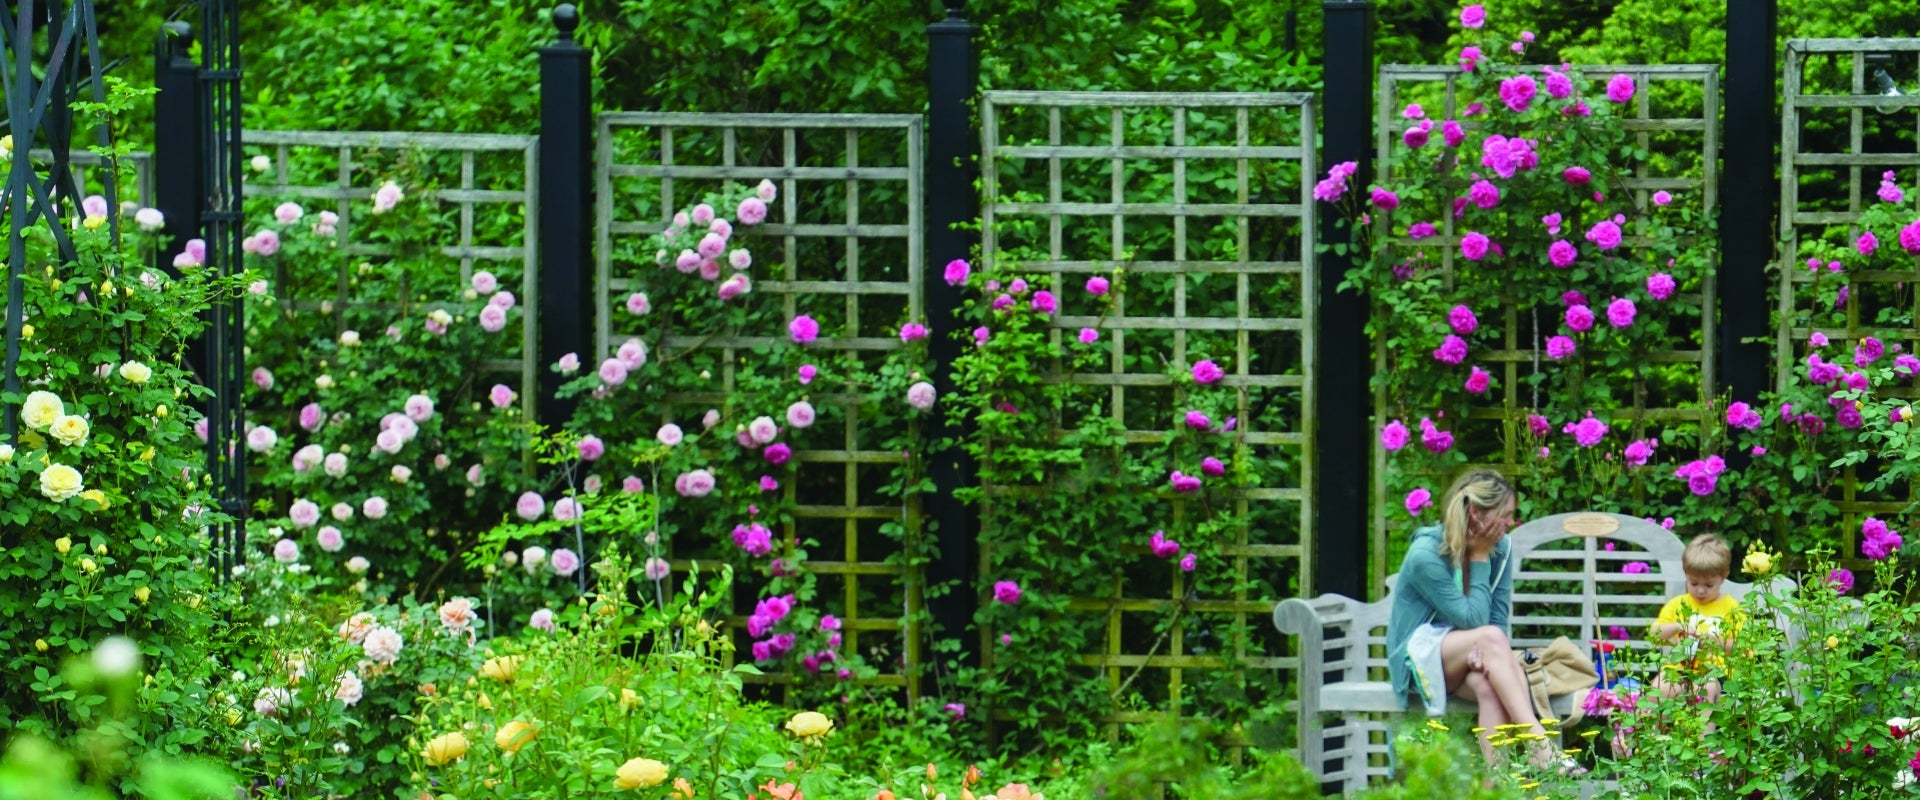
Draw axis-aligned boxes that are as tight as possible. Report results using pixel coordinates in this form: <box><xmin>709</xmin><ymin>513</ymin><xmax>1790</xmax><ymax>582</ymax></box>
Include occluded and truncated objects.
<box><xmin>1441</xmin><ymin>626</ymin><xmax>1541</xmax><ymax>731</ymax></box>
<box><xmin>1454</xmin><ymin>672</ymin><xmax>1507</xmax><ymax>762</ymax></box>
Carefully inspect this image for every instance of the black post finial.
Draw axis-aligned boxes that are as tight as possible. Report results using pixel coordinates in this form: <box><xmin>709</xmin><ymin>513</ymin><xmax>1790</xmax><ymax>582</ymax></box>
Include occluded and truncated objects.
<box><xmin>941</xmin><ymin>0</ymin><xmax>965</xmax><ymax>21</ymax></box>
<box><xmin>553</xmin><ymin>4</ymin><xmax>580</xmax><ymax>43</ymax></box>
<box><xmin>162</xmin><ymin>21</ymin><xmax>193</xmax><ymax>59</ymax></box>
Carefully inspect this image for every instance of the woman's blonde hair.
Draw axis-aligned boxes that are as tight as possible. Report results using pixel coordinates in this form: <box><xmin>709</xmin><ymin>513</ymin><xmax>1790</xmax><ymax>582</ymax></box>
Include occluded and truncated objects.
<box><xmin>1438</xmin><ymin>470</ymin><xmax>1516</xmax><ymax>590</ymax></box>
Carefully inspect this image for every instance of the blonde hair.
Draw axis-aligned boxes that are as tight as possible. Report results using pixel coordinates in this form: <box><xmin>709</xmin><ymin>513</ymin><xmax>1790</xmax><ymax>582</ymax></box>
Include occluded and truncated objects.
<box><xmin>1438</xmin><ymin>469</ymin><xmax>1516</xmax><ymax>596</ymax></box>
<box><xmin>1682</xmin><ymin>533</ymin><xmax>1732</xmax><ymax>577</ymax></box>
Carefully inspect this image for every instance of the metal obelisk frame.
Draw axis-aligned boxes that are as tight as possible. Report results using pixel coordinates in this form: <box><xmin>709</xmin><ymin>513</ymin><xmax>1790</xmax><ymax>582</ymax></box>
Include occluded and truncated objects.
<box><xmin>197</xmin><ymin>0</ymin><xmax>246</xmax><ymax>576</ymax></box>
<box><xmin>2</xmin><ymin>0</ymin><xmax>113</xmax><ymax>438</ymax></box>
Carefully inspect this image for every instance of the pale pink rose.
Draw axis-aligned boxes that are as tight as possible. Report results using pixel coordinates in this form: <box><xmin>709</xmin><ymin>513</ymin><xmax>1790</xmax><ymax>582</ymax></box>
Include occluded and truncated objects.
<box><xmin>334</xmin><ymin>670</ymin><xmax>363</xmax><ymax>705</ymax></box>
<box><xmin>702</xmin><ymin>409</ymin><xmax>721</xmax><ymax>429</ymax></box>
<box><xmin>404</xmin><ymin>394</ymin><xmax>435</xmax><ymax>422</ymax></box>
<box><xmin>787</xmin><ymin>401</ymin><xmax>816</xmax><ymax>429</ymax></box>
<box><xmin>529</xmin><ymin>608</ymin><xmax>556</xmax><ymax>632</ymax></box>
<box><xmin>599</xmin><ymin>358</ymin><xmax>629</xmax><ymax>386</ymax></box>
<box><xmin>390</xmin><ymin>465</ymin><xmax>412</xmax><ymax>484</ymax></box>
<box><xmin>907</xmin><ymin>381</ymin><xmax>936</xmax><ymax>411</ymax></box>
<box><xmin>317</xmin><ymin>526</ymin><xmax>345</xmax><ymax>552</ymax></box>
<box><xmin>323</xmin><ymin>452</ymin><xmax>348</xmax><ymax>477</ymax></box>
<box><xmin>438</xmin><ymin>597</ymin><xmax>478</xmax><ymax>633</ymax></box>
<box><xmin>557</xmin><ymin>352</ymin><xmax>580</xmax><ymax>373</ymax></box>
<box><xmin>644</xmin><ymin>557</ymin><xmax>671</xmax><ymax>581</ymax></box>
<box><xmin>253</xmin><ymin>229</ymin><xmax>280</xmax><ymax>256</ymax></box>
<box><xmin>516</xmin><ymin>492</ymin><xmax>546</xmax><ymax>521</ymax></box>
<box><xmin>657</xmin><ymin>424</ymin><xmax>684</xmax><ymax>446</ymax></box>
<box><xmin>371</xmin><ymin>181</ymin><xmax>404</xmax><ymax>214</ymax></box>
<box><xmin>478</xmin><ymin>304</ymin><xmax>508</xmax><ymax>332</ymax></box>
<box><xmin>252</xmin><ymin>367</ymin><xmax>275</xmax><ymax>390</ymax></box>
<box><xmin>374</xmin><ymin>429</ymin><xmax>404</xmax><ymax>454</ymax></box>
<box><xmin>489</xmin><ymin>384</ymin><xmax>516</xmax><ymax>409</ymax></box>
<box><xmin>134</xmin><ymin>207</ymin><xmax>165</xmax><ymax>231</ymax></box>
<box><xmin>254</xmin><ymin>686</ymin><xmax>291</xmax><ymax>716</ymax></box>
<box><xmin>289</xmin><ymin>499</ymin><xmax>321</xmax><ymax>528</ymax></box>
<box><xmin>550</xmin><ymin>548</ymin><xmax>581</xmax><ymax>576</ymax></box>
<box><xmin>433</xmin><ymin>453</ymin><xmax>450</xmax><ymax>470</ymax></box>
<box><xmin>466</xmin><ymin>464</ymin><xmax>486</xmax><ymax>486</ymax></box>
<box><xmin>293</xmin><ymin>444</ymin><xmax>325</xmax><ymax>472</ymax></box>
<box><xmin>490</xmin><ymin>290</ymin><xmax>516</xmax><ymax>309</ymax></box>
<box><xmin>247</xmin><ymin>425</ymin><xmax>279</xmax><ymax>453</ymax></box>
<box><xmin>275</xmin><ymin>202</ymin><xmax>304</xmax><ymax>223</ymax></box>
<box><xmin>717</xmin><ymin>273</ymin><xmax>752</xmax><ymax>301</ymax></box>
<box><xmin>625</xmin><ymin>292</ymin><xmax>651</xmax><ymax>314</ymax></box>
<box><xmin>298</xmin><ymin>403</ymin><xmax>323</xmax><ymax>431</ymax></box>
<box><xmin>676</xmin><ymin>469</ymin><xmax>716</xmax><ymax>497</ymax></box>
<box><xmin>578</xmin><ymin>435</ymin><xmax>605</xmax><ymax>461</ymax></box>
<box><xmin>361</xmin><ymin>496</ymin><xmax>388</xmax><ymax>520</ymax></box>
<box><xmin>471</xmin><ymin>271</ymin><xmax>498</xmax><ymax>294</ymax></box>
<box><xmin>737</xmin><ymin>197</ymin><xmax>768</xmax><ymax>225</ymax></box>
<box><xmin>521</xmin><ymin>546</ymin><xmax>547</xmax><ymax>573</ymax></box>
<box><xmin>617</xmin><ymin>338</ymin><xmax>648</xmax><ymax>368</ymax></box>
<box><xmin>272</xmin><ymin>538</ymin><xmax>300</xmax><ymax>564</ymax></box>
<box><xmin>748</xmin><ymin>416</ymin><xmax>780</xmax><ymax>445</ymax></box>
<box><xmin>728</xmin><ymin>248</ymin><xmax>752</xmax><ymax>270</ymax></box>
<box><xmin>699</xmin><ymin>258</ymin><xmax>722</xmax><ymax>281</ymax></box>
<box><xmin>582</xmin><ymin>475</ymin><xmax>603</xmax><ymax>494</ymax></box>
<box><xmin>331</xmin><ymin>502</ymin><xmax>353</xmax><ymax>522</ymax></box>
<box><xmin>346</xmin><ymin>556</ymin><xmax>369</xmax><ymax>574</ymax></box>
<box><xmin>622</xmin><ymin>476</ymin><xmax>644</xmax><ymax>493</ymax></box>
<box><xmin>362</xmin><ymin>626</ymin><xmax>402</xmax><ymax>665</ymax></box>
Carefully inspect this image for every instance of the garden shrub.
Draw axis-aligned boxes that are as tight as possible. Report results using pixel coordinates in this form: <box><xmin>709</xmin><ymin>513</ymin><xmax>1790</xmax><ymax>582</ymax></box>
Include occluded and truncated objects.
<box><xmin>0</xmin><ymin>80</ymin><xmax>243</xmax><ymax>780</ymax></box>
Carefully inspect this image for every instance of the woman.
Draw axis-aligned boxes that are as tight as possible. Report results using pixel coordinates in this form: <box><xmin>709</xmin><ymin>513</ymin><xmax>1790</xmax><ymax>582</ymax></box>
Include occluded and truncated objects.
<box><xmin>1385</xmin><ymin>469</ymin><xmax>1577</xmax><ymax>772</ymax></box>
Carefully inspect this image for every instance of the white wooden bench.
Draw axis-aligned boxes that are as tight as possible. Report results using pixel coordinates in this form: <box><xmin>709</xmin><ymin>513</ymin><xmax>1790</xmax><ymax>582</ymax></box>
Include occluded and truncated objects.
<box><xmin>1272</xmin><ymin>512</ymin><xmax>1795</xmax><ymax>793</ymax></box>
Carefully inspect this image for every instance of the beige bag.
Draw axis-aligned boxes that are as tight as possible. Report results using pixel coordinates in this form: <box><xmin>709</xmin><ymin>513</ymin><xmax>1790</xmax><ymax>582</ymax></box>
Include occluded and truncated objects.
<box><xmin>1514</xmin><ymin>636</ymin><xmax>1602</xmax><ymax>727</ymax></box>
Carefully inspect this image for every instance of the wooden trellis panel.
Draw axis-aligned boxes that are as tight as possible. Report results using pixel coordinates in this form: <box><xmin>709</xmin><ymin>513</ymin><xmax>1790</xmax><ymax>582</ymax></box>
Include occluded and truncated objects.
<box><xmin>1779</xmin><ymin>39</ymin><xmax>1920</xmax><ymax>555</ymax></box>
<box><xmin>1369</xmin><ymin>65</ymin><xmax>1722</xmax><ymax>590</ymax></box>
<box><xmin>596</xmin><ymin>112</ymin><xmax>925</xmax><ymax>700</ymax></box>
<box><xmin>26</xmin><ymin>148</ymin><xmax>154</xmax><ymax>210</ymax></box>
<box><xmin>239</xmin><ymin>130</ymin><xmax>541</xmax><ymax>415</ymax></box>
<box><xmin>979</xmin><ymin>90</ymin><xmax>1317</xmax><ymax>740</ymax></box>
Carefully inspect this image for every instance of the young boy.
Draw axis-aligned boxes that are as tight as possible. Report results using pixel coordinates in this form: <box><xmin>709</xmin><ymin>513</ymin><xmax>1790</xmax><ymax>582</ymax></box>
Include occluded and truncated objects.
<box><xmin>1651</xmin><ymin>533</ymin><xmax>1741</xmax><ymax>714</ymax></box>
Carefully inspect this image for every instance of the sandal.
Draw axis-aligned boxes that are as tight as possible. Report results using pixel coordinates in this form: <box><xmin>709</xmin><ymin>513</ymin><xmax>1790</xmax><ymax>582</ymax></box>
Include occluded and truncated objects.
<box><xmin>1555</xmin><ymin>757</ymin><xmax>1590</xmax><ymax>777</ymax></box>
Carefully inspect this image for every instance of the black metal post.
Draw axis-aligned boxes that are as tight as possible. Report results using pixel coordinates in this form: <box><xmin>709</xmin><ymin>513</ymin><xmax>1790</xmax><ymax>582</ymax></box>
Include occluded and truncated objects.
<box><xmin>1316</xmin><ymin>1</ymin><xmax>1372</xmax><ymax>601</ymax></box>
<box><xmin>153</xmin><ymin>21</ymin><xmax>201</xmax><ymax>276</ymax></box>
<box><xmin>925</xmin><ymin>0</ymin><xmax>979</xmax><ymax>678</ymax></box>
<box><xmin>537</xmin><ymin>3</ymin><xmax>593</xmax><ymax>428</ymax></box>
<box><xmin>1720</xmin><ymin>0</ymin><xmax>1777</xmax><ymax>407</ymax></box>
<box><xmin>198</xmin><ymin>0</ymin><xmax>246</xmax><ymax>576</ymax></box>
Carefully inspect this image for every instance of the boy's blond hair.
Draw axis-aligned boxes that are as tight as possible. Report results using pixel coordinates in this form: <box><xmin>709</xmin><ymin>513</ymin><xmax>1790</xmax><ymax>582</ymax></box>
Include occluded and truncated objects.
<box><xmin>1681</xmin><ymin>533</ymin><xmax>1732</xmax><ymax>577</ymax></box>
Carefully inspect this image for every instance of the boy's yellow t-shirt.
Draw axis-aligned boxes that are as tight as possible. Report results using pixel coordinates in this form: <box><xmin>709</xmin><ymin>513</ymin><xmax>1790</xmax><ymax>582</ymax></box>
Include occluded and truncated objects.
<box><xmin>1653</xmin><ymin>593</ymin><xmax>1742</xmax><ymax>672</ymax></box>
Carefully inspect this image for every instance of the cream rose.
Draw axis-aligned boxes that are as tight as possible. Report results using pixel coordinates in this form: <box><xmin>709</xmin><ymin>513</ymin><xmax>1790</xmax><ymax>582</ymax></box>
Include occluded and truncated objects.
<box><xmin>614</xmin><ymin>757</ymin><xmax>668</xmax><ymax>790</ymax></box>
<box><xmin>118</xmin><ymin>360</ymin><xmax>153</xmax><ymax>384</ymax></box>
<box><xmin>21</xmin><ymin>391</ymin><xmax>63</xmax><ymax>430</ymax></box>
<box><xmin>40</xmin><ymin>463</ymin><xmax>83</xmax><ymax>501</ymax></box>
<box><xmin>50</xmin><ymin>414</ymin><xmax>90</xmax><ymax>447</ymax></box>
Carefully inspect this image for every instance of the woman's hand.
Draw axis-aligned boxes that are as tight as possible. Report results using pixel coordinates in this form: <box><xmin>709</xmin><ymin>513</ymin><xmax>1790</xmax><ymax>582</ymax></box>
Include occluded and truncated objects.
<box><xmin>1466</xmin><ymin>645</ymin><xmax>1485</xmax><ymax>673</ymax></box>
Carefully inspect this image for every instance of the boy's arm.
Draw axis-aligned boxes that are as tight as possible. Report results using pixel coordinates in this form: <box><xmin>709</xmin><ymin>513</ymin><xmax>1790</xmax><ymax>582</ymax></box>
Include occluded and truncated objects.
<box><xmin>1651</xmin><ymin>597</ymin><xmax>1687</xmax><ymax>642</ymax></box>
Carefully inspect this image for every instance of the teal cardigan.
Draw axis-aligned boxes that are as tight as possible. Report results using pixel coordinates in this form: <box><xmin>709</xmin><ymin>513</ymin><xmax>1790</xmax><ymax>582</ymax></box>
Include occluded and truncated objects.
<box><xmin>1384</xmin><ymin>525</ymin><xmax>1512</xmax><ymax>706</ymax></box>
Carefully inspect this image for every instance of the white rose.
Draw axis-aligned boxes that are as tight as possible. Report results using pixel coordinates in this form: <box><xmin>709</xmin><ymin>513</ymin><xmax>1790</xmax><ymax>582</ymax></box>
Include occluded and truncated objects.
<box><xmin>118</xmin><ymin>360</ymin><xmax>153</xmax><ymax>384</ymax></box>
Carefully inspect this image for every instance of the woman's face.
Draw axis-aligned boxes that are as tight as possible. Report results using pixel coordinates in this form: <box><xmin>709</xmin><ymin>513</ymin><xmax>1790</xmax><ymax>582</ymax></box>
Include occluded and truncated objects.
<box><xmin>1471</xmin><ymin>499</ymin><xmax>1516</xmax><ymax>539</ymax></box>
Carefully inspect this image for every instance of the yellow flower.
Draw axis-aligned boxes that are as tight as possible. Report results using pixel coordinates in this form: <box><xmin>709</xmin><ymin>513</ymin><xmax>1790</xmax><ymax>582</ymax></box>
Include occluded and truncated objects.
<box><xmin>21</xmin><ymin>391</ymin><xmax>63</xmax><ymax>430</ymax></box>
<box><xmin>494</xmin><ymin>720</ymin><xmax>538</xmax><ymax>753</ymax></box>
<box><xmin>1903</xmin><ymin>406</ymin><xmax>1915</xmax><ymax>422</ymax></box>
<box><xmin>672</xmin><ymin>777</ymin><xmax>695</xmax><ymax>799</ymax></box>
<box><xmin>118</xmin><ymin>361</ymin><xmax>153</xmax><ymax>384</ymax></box>
<box><xmin>139</xmin><ymin>447</ymin><xmax>156</xmax><ymax>462</ymax></box>
<box><xmin>614</xmin><ymin>757</ymin><xmax>668</xmax><ymax>789</ymax></box>
<box><xmin>79</xmin><ymin>557</ymin><xmax>98</xmax><ymax>574</ymax></box>
<box><xmin>82</xmin><ymin>215</ymin><xmax>106</xmax><ymax>230</ymax></box>
<box><xmin>1539</xmin><ymin>718</ymin><xmax>1560</xmax><ymax>727</ymax></box>
<box><xmin>478</xmin><ymin>655</ymin><xmax>524</xmax><ymax>682</ymax></box>
<box><xmin>92</xmin><ymin>543</ymin><xmax>106</xmax><ymax>556</ymax></box>
<box><xmin>80</xmin><ymin>489</ymin><xmax>108</xmax><ymax>510</ymax></box>
<box><xmin>18</xmin><ymin>324</ymin><xmax>30</xmax><ymax>338</ymax></box>
<box><xmin>477</xmin><ymin>692</ymin><xmax>492</xmax><ymax>710</ymax></box>
<box><xmin>1826</xmin><ymin>635</ymin><xmax>1840</xmax><ymax>650</ymax></box>
<box><xmin>619</xmin><ymin>688</ymin><xmax>640</xmax><ymax>711</ymax></box>
<box><xmin>1426</xmin><ymin>720</ymin><xmax>1450</xmax><ymax>732</ymax></box>
<box><xmin>155</xmin><ymin>404</ymin><xmax>168</xmax><ymax>418</ymax></box>
<box><xmin>1581</xmin><ymin>730</ymin><xmax>1600</xmax><ymax>739</ymax></box>
<box><xmin>34</xmin><ymin>639</ymin><xmax>47</xmax><ymax>652</ymax></box>
<box><xmin>54</xmin><ymin>537</ymin><xmax>71</xmax><ymax>555</ymax></box>
<box><xmin>785</xmin><ymin>710</ymin><xmax>833</xmax><ymax>738</ymax></box>
<box><xmin>0</xmin><ymin>135</ymin><xmax>11</xmax><ymax>153</ymax></box>
<box><xmin>49</xmin><ymin>414</ymin><xmax>89</xmax><ymax>447</ymax></box>
<box><xmin>40</xmin><ymin>463</ymin><xmax>83</xmax><ymax>501</ymax></box>
<box><xmin>0</xmin><ymin>444</ymin><xmax>12</xmax><ymax>461</ymax></box>
<box><xmin>1742</xmin><ymin>548</ymin><xmax>1774</xmax><ymax>577</ymax></box>
<box><xmin>421</xmin><ymin>731</ymin><xmax>469</xmax><ymax>766</ymax></box>
<box><xmin>134</xmin><ymin>586</ymin><xmax>151</xmax><ymax>603</ymax></box>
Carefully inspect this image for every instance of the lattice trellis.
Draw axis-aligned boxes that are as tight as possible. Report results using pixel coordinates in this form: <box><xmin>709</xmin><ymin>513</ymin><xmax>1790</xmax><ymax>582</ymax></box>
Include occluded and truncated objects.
<box><xmin>1369</xmin><ymin>65</ymin><xmax>1723</xmax><ymax>589</ymax></box>
<box><xmin>1779</xmin><ymin>39</ymin><xmax>1920</xmax><ymax>556</ymax></box>
<box><xmin>25</xmin><ymin>148</ymin><xmax>153</xmax><ymax>209</ymax></box>
<box><xmin>239</xmin><ymin>131</ymin><xmax>542</xmax><ymax>413</ymax></box>
<box><xmin>979</xmin><ymin>90</ymin><xmax>1316</xmax><ymax>740</ymax></box>
<box><xmin>596</xmin><ymin>112</ymin><xmax>926</xmax><ymax>699</ymax></box>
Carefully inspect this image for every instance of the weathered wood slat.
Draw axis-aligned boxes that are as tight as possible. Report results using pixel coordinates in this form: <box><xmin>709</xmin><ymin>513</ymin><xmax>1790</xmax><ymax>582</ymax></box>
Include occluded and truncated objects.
<box><xmin>607</xmin><ymin>164</ymin><xmax>910</xmax><ymax>181</ymax></box>
<box><xmin>995</xmin><ymin>144</ymin><xmax>1305</xmax><ymax>159</ymax></box>
<box><xmin>243</xmin><ymin>130</ymin><xmax>536</xmax><ymax>149</ymax></box>
<box><xmin>1050</xmin><ymin>315</ymin><xmax>1303</xmax><ymax>331</ymax></box>
<box><xmin>607</xmin><ymin>220</ymin><xmax>910</xmax><ymax>238</ymax></box>
<box><xmin>997</xmin><ymin>201</ymin><xmax>1305</xmax><ymax>217</ymax></box>
<box><xmin>1004</xmin><ymin>259</ymin><xmax>1306</xmax><ymax>274</ymax></box>
<box><xmin>987</xmin><ymin>90</ymin><xmax>1315</xmax><ymax>107</ymax></box>
<box><xmin>1048</xmin><ymin>372</ymin><xmax>1305</xmax><ymax>387</ymax></box>
<box><xmin>598</xmin><ymin>111</ymin><xmax>921</xmax><ymax>128</ymax></box>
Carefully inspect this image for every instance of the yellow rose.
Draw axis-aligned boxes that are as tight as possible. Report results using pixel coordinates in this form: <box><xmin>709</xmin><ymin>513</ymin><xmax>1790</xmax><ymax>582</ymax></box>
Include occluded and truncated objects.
<box><xmin>1742</xmin><ymin>548</ymin><xmax>1774</xmax><ymax>577</ymax></box>
<box><xmin>477</xmin><ymin>692</ymin><xmax>492</xmax><ymax>710</ymax></box>
<box><xmin>135</xmin><ymin>586</ymin><xmax>151</xmax><ymax>604</ymax></box>
<box><xmin>39</xmin><ymin>463</ymin><xmax>83</xmax><ymax>501</ymax></box>
<box><xmin>494</xmin><ymin>720</ymin><xmax>538</xmax><ymax>753</ymax></box>
<box><xmin>80</xmin><ymin>490</ymin><xmax>108</xmax><ymax>510</ymax></box>
<box><xmin>0</xmin><ymin>444</ymin><xmax>12</xmax><ymax>461</ymax></box>
<box><xmin>18</xmin><ymin>324</ymin><xmax>31</xmax><ymax>338</ymax></box>
<box><xmin>0</xmin><ymin>135</ymin><xmax>11</xmax><ymax>153</ymax></box>
<box><xmin>155</xmin><ymin>404</ymin><xmax>168</xmax><ymax>418</ymax></box>
<box><xmin>619</xmin><ymin>688</ymin><xmax>640</xmax><ymax>711</ymax></box>
<box><xmin>34</xmin><ymin>639</ymin><xmax>47</xmax><ymax>652</ymax></box>
<box><xmin>82</xmin><ymin>215</ymin><xmax>105</xmax><ymax>230</ymax></box>
<box><xmin>99</xmin><ymin>280</ymin><xmax>114</xmax><ymax>295</ymax></box>
<box><xmin>49</xmin><ymin>414</ymin><xmax>89</xmax><ymax>447</ymax></box>
<box><xmin>118</xmin><ymin>361</ymin><xmax>153</xmax><ymax>384</ymax></box>
<box><xmin>79</xmin><ymin>557</ymin><xmax>98</xmax><ymax>574</ymax></box>
<box><xmin>614</xmin><ymin>757</ymin><xmax>668</xmax><ymax>790</ymax></box>
<box><xmin>784</xmin><ymin>710</ymin><xmax>833</xmax><ymax>738</ymax></box>
<box><xmin>21</xmin><ymin>391</ymin><xmax>63</xmax><ymax>430</ymax></box>
<box><xmin>1904</xmin><ymin>406</ymin><xmax>1916</xmax><ymax>422</ymax></box>
<box><xmin>93</xmin><ymin>543</ymin><xmax>106</xmax><ymax>556</ymax></box>
<box><xmin>478</xmin><ymin>655</ymin><xmax>524</xmax><ymax>682</ymax></box>
<box><xmin>1826</xmin><ymin>635</ymin><xmax>1839</xmax><ymax>650</ymax></box>
<box><xmin>54</xmin><ymin>537</ymin><xmax>71</xmax><ymax>554</ymax></box>
<box><xmin>421</xmin><ymin>731</ymin><xmax>469</xmax><ymax>766</ymax></box>
<box><xmin>140</xmin><ymin>447</ymin><xmax>156</xmax><ymax>462</ymax></box>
